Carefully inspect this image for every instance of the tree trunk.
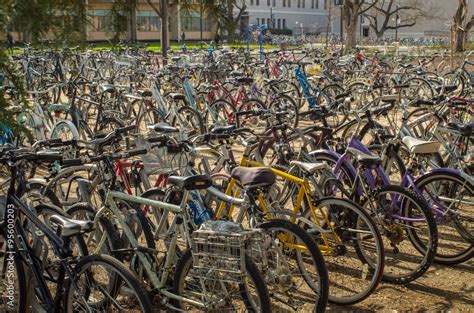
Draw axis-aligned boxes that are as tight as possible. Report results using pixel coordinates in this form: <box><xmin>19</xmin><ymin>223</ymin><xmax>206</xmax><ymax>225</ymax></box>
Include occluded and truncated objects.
<box><xmin>161</xmin><ymin>0</ymin><xmax>169</xmax><ymax>64</ymax></box>
<box><xmin>325</xmin><ymin>1</ymin><xmax>332</xmax><ymax>48</ymax></box>
<box><xmin>456</xmin><ymin>30</ymin><xmax>465</xmax><ymax>52</ymax></box>
<box><xmin>129</xmin><ymin>0</ymin><xmax>137</xmax><ymax>42</ymax></box>
<box><xmin>226</xmin><ymin>0</ymin><xmax>236</xmax><ymax>43</ymax></box>
<box><xmin>344</xmin><ymin>14</ymin><xmax>357</xmax><ymax>52</ymax></box>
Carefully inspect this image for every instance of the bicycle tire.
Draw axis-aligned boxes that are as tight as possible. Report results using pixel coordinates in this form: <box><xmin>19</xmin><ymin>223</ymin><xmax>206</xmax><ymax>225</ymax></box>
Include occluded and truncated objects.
<box><xmin>268</xmin><ymin>94</ymin><xmax>299</xmax><ymax>129</ymax></box>
<box><xmin>207</xmin><ymin>99</ymin><xmax>240</xmax><ymax>130</ymax></box>
<box><xmin>300</xmin><ymin>197</ymin><xmax>384</xmax><ymax>305</ymax></box>
<box><xmin>173</xmin><ymin>249</ymin><xmax>271</xmax><ymax>312</ymax></box>
<box><xmin>367</xmin><ymin>185</ymin><xmax>438</xmax><ymax>284</ymax></box>
<box><xmin>66</xmin><ymin>203</ymin><xmax>121</xmax><ymax>258</ymax></box>
<box><xmin>258</xmin><ymin>219</ymin><xmax>329</xmax><ymax>312</ymax></box>
<box><xmin>173</xmin><ymin>105</ymin><xmax>205</xmax><ymax>138</ymax></box>
<box><xmin>65</xmin><ymin>254</ymin><xmax>153</xmax><ymax>312</ymax></box>
<box><xmin>414</xmin><ymin>171</ymin><xmax>474</xmax><ymax>265</ymax></box>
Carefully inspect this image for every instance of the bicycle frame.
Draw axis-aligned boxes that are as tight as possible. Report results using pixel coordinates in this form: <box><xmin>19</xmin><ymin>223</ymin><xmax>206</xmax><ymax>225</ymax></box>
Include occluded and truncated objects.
<box><xmin>295</xmin><ymin>67</ymin><xmax>323</xmax><ymax>108</ymax></box>
<box><xmin>5</xmin><ymin>166</ymin><xmax>85</xmax><ymax>312</ymax></box>
<box><xmin>215</xmin><ymin>154</ymin><xmax>339</xmax><ymax>255</ymax></box>
<box><xmin>328</xmin><ymin>134</ymin><xmax>473</xmax><ymax>224</ymax></box>
<box><xmin>94</xmin><ymin>188</ymin><xmax>209</xmax><ymax>308</ymax></box>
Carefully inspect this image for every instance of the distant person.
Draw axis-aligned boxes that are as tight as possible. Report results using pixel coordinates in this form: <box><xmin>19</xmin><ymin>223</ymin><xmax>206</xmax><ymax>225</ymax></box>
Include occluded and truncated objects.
<box><xmin>6</xmin><ymin>33</ymin><xmax>13</xmax><ymax>52</ymax></box>
<box><xmin>215</xmin><ymin>33</ymin><xmax>220</xmax><ymax>47</ymax></box>
<box><xmin>181</xmin><ymin>31</ymin><xmax>186</xmax><ymax>47</ymax></box>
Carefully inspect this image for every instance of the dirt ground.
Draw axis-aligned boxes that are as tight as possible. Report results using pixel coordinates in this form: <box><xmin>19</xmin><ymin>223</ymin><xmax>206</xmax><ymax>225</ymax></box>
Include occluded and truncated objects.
<box><xmin>326</xmin><ymin>259</ymin><xmax>474</xmax><ymax>312</ymax></box>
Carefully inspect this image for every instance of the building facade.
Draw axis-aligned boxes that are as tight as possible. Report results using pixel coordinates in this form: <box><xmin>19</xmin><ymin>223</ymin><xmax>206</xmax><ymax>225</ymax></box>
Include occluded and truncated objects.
<box><xmin>87</xmin><ymin>0</ymin><xmax>215</xmax><ymax>42</ymax></box>
<box><xmin>240</xmin><ymin>0</ymin><xmax>331</xmax><ymax>35</ymax></box>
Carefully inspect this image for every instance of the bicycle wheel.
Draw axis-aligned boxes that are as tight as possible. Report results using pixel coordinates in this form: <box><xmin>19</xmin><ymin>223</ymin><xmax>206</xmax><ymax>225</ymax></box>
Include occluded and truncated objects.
<box><xmin>365</xmin><ymin>185</ymin><xmax>438</xmax><ymax>284</ymax></box>
<box><xmin>136</xmin><ymin>107</ymin><xmax>165</xmax><ymax>134</ymax></box>
<box><xmin>267</xmin><ymin>94</ymin><xmax>299</xmax><ymax>129</ymax></box>
<box><xmin>172</xmin><ymin>105</ymin><xmax>205</xmax><ymax>138</ymax></box>
<box><xmin>321</xmin><ymin>83</ymin><xmax>348</xmax><ymax>128</ymax></box>
<box><xmin>237</xmin><ymin>98</ymin><xmax>267</xmax><ymax>133</ymax></box>
<box><xmin>206</xmin><ymin>99</ymin><xmax>240</xmax><ymax>131</ymax></box>
<box><xmin>258</xmin><ymin>219</ymin><xmax>329</xmax><ymax>312</ymax></box>
<box><xmin>443</xmin><ymin>72</ymin><xmax>465</xmax><ymax>97</ymax></box>
<box><xmin>415</xmin><ymin>171</ymin><xmax>474</xmax><ymax>265</ymax></box>
<box><xmin>173</xmin><ymin>249</ymin><xmax>271</xmax><ymax>312</ymax></box>
<box><xmin>401</xmin><ymin>77</ymin><xmax>434</xmax><ymax>102</ymax></box>
<box><xmin>51</xmin><ymin>121</ymin><xmax>80</xmax><ymax>141</ymax></box>
<box><xmin>300</xmin><ymin>197</ymin><xmax>384</xmax><ymax>305</ymax></box>
<box><xmin>65</xmin><ymin>254</ymin><xmax>153</xmax><ymax>312</ymax></box>
<box><xmin>66</xmin><ymin>203</ymin><xmax>120</xmax><ymax>258</ymax></box>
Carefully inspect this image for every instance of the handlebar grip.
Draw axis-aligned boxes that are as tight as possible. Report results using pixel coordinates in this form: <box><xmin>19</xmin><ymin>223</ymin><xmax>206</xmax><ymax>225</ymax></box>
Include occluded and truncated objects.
<box><xmin>50</xmin><ymin>139</ymin><xmax>77</xmax><ymax>148</ymax></box>
<box><xmin>127</xmin><ymin>148</ymin><xmax>148</xmax><ymax>157</ymax></box>
<box><xmin>210</xmin><ymin>133</ymin><xmax>231</xmax><ymax>140</ymax></box>
<box><xmin>32</xmin><ymin>152</ymin><xmax>63</xmax><ymax>163</ymax></box>
<box><xmin>335</xmin><ymin>91</ymin><xmax>351</xmax><ymax>100</ymax></box>
<box><xmin>409</xmin><ymin>99</ymin><xmax>435</xmax><ymax>107</ymax></box>
<box><xmin>272</xmin><ymin>124</ymin><xmax>288</xmax><ymax>131</ymax></box>
<box><xmin>236</xmin><ymin>110</ymin><xmax>263</xmax><ymax>117</ymax></box>
<box><xmin>147</xmin><ymin>135</ymin><xmax>168</xmax><ymax>143</ymax></box>
<box><xmin>116</xmin><ymin>125</ymin><xmax>135</xmax><ymax>135</ymax></box>
<box><xmin>39</xmin><ymin>138</ymin><xmax>62</xmax><ymax>146</ymax></box>
<box><xmin>61</xmin><ymin>158</ymin><xmax>83</xmax><ymax>166</ymax></box>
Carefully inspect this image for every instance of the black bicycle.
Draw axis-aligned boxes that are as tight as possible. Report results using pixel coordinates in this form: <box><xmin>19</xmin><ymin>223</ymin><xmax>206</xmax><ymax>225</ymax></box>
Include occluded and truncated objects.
<box><xmin>0</xmin><ymin>146</ymin><xmax>153</xmax><ymax>312</ymax></box>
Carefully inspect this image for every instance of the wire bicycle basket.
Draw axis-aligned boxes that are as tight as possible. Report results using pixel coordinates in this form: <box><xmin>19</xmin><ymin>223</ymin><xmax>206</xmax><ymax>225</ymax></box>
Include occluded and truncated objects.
<box><xmin>191</xmin><ymin>221</ymin><xmax>262</xmax><ymax>283</ymax></box>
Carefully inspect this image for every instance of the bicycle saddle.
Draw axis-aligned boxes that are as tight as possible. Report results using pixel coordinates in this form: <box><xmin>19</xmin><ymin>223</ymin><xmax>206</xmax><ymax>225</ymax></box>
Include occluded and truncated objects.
<box><xmin>400</xmin><ymin>63</ymin><xmax>414</xmax><ymax>69</ymax></box>
<box><xmin>236</xmin><ymin>77</ymin><xmax>254</xmax><ymax>85</ymax></box>
<box><xmin>402</xmin><ymin>136</ymin><xmax>441</xmax><ymax>155</ymax></box>
<box><xmin>230</xmin><ymin>71</ymin><xmax>243</xmax><ymax>77</ymax></box>
<box><xmin>139</xmin><ymin>89</ymin><xmax>153</xmax><ymax>97</ymax></box>
<box><xmin>434</xmin><ymin>85</ymin><xmax>458</xmax><ymax>93</ymax></box>
<box><xmin>346</xmin><ymin>148</ymin><xmax>382</xmax><ymax>167</ymax></box>
<box><xmin>290</xmin><ymin>161</ymin><xmax>331</xmax><ymax>174</ymax></box>
<box><xmin>231</xmin><ymin>167</ymin><xmax>276</xmax><ymax>189</ymax></box>
<box><xmin>100</xmin><ymin>84</ymin><xmax>116</xmax><ymax>93</ymax></box>
<box><xmin>263</xmin><ymin>78</ymin><xmax>279</xmax><ymax>84</ymax></box>
<box><xmin>149</xmin><ymin>123</ymin><xmax>179</xmax><ymax>133</ymax></box>
<box><xmin>168</xmin><ymin>174</ymin><xmax>212</xmax><ymax>190</ymax></box>
<box><xmin>168</xmin><ymin>93</ymin><xmax>186</xmax><ymax>101</ymax></box>
<box><xmin>50</xmin><ymin>214</ymin><xmax>94</xmax><ymax>237</ymax></box>
<box><xmin>447</xmin><ymin>122</ymin><xmax>474</xmax><ymax>136</ymax></box>
<box><xmin>210</xmin><ymin>125</ymin><xmax>236</xmax><ymax>134</ymax></box>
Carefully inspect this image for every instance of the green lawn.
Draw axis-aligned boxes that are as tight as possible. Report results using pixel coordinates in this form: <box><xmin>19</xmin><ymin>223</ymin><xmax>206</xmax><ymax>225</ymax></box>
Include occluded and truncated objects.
<box><xmin>3</xmin><ymin>40</ymin><xmax>286</xmax><ymax>54</ymax></box>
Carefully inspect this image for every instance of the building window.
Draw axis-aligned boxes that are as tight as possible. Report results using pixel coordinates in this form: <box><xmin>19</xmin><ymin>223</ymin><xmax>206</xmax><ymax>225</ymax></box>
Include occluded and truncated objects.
<box><xmin>267</xmin><ymin>0</ymin><xmax>270</xmax><ymax>5</ymax></box>
<box><xmin>283</xmin><ymin>0</ymin><xmax>286</xmax><ymax>7</ymax></box>
<box><xmin>250</xmin><ymin>0</ymin><xmax>254</xmax><ymax>5</ymax></box>
<box><xmin>273</xmin><ymin>0</ymin><xmax>276</xmax><ymax>6</ymax></box>
<box><xmin>181</xmin><ymin>12</ymin><xmax>211</xmax><ymax>32</ymax></box>
<box><xmin>277</xmin><ymin>19</ymin><xmax>281</xmax><ymax>29</ymax></box>
<box><xmin>311</xmin><ymin>0</ymin><xmax>314</xmax><ymax>8</ymax></box>
<box><xmin>297</xmin><ymin>0</ymin><xmax>300</xmax><ymax>8</ymax></box>
<box><xmin>302</xmin><ymin>0</ymin><xmax>305</xmax><ymax>8</ymax></box>
<box><xmin>288</xmin><ymin>0</ymin><xmax>291</xmax><ymax>7</ymax></box>
<box><xmin>283</xmin><ymin>19</ymin><xmax>286</xmax><ymax>29</ymax></box>
<box><xmin>256</xmin><ymin>0</ymin><xmax>259</xmax><ymax>5</ymax></box>
<box><xmin>316</xmin><ymin>0</ymin><xmax>319</xmax><ymax>9</ymax></box>
<box><xmin>92</xmin><ymin>10</ymin><xmax>127</xmax><ymax>32</ymax></box>
<box><xmin>267</xmin><ymin>18</ymin><xmax>270</xmax><ymax>26</ymax></box>
<box><xmin>137</xmin><ymin>11</ymin><xmax>160</xmax><ymax>31</ymax></box>
<box><xmin>256</xmin><ymin>18</ymin><xmax>259</xmax><ymax>25</ymax></box>
<box><xmin>324</xmin><ymin>0</ymin><xmax>327</xmax><ymax>9</ymax></box>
